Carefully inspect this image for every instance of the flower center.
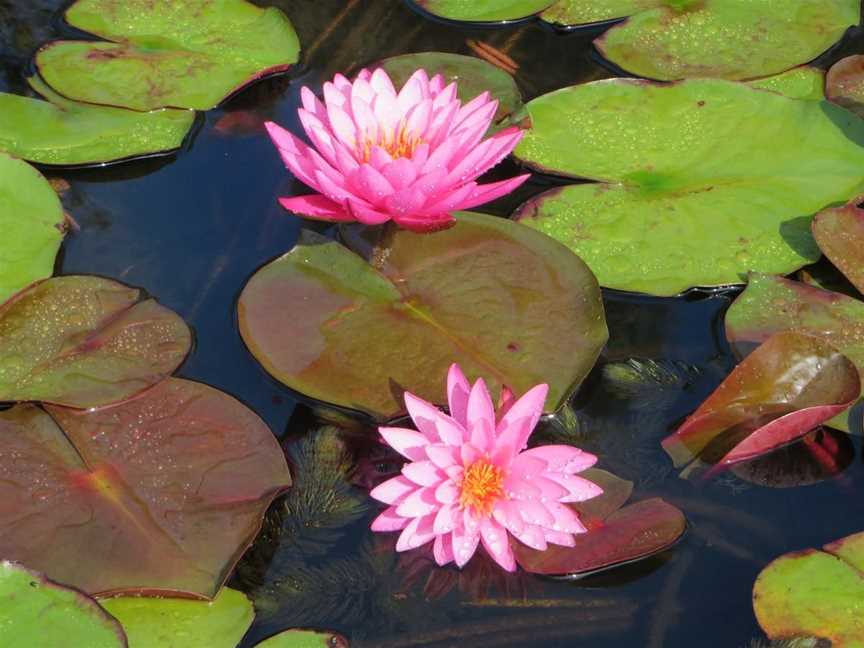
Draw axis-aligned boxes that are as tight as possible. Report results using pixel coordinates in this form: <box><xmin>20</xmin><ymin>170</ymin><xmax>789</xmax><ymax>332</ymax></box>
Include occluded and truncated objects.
<box><xmin>359</xmin><ymin>122</ymin><xmax>423</xmax><ymax>162</ymax></box>
<box><xmin>459</xmin><ymin>459</ymin><xmax>505</xmax><ymax>517</ymax></box>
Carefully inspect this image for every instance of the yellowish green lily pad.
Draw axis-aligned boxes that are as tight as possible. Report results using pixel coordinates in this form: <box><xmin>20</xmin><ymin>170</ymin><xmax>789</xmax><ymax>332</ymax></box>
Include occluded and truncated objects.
<box><xmin>513</xmin><ymin>79</ymin><xmax>864</xmax><ymax>295</ymax></box>
<box><xmin>0</xmin><ymin>152</ymin><xmax>64</xmax><ymax>304</ymax></box>
<box><xmin>0</xmin><ymin>76</ymin><xmax>193</xmax><ymax>165</ymax></box>
<box><xmin>36</xmin><ymin>0</ymin><xmax>300</xmax><ymax>111</ymax></box>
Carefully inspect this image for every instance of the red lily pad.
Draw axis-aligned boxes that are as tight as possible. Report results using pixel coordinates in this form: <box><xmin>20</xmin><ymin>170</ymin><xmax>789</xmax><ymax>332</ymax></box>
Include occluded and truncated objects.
<box><xmin>827</xmin><ymin>55</ymin><xmax>864</xmax><ymax>117</ymax></box>
<box><xmin>238</xmin><ymin>212</ymin><xmax>608</xmax><ymax>421</ymax></box>
<box><xmin>0</xmin><ymin>276</ymin><xmax>191</xmax><ymax>408</ymax></box>
<box><xmin>0</xmin><ymin>378</ymin><xmax>291</xmax><ymax>598</ymax></box>
<box><xmin>35</xmin><ymin>0</ymin><xmax>300</xmax><ymax>111</ymax></box>
<box><xmin>753</xmin><ymin>531</ymin><xmax>864</xmax><ymax>646</ymax></box>
<box><xmin>812</xmin><ymin>197</ymin><xmax>864</xmax><ymax>295</ymax></box>
<box><xmin>512</xmin><ymin>469</ymin><xmax>686</xmax><ymax>577</ymax></box>
<box><xmin>662</xmin><ymin>331</ymin><xmax>859</xmax><ymax>475</ymax></box>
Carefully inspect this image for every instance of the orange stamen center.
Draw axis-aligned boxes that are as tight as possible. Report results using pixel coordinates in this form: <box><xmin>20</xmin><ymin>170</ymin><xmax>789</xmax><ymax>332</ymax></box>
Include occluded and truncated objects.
<box><xmin>459</xmin><ymin>459</ymin><xmax>505</xmax><ymax>517</ymax></box>
<box><xmin>359</xmin><ymin>121</ymin><xmax>423</xmax><ymax>162</ymax></box>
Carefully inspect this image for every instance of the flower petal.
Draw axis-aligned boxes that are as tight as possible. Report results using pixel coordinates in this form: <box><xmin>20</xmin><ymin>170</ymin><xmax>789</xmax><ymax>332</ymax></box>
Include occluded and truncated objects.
<box><xmin>451</xmin><ymin>524</ymin><xmax>480</xmax><ymax>568</ymax></box>
<box><xmin>513</xmin><ymin>523</ymin><xmax>547</xmax><ymax>551</ymax></box>
<box><xmin>520</xmin><ymin>445</ymin><xmax>597</xmax><ymax>475</ymax></box>
<box><xmin>402</xmin><ymin>460</ymin><xmax>445</xmax><ymax>487</ymax></box>
<box><xmin>544</xmin><ymin>501</ymin><xmax>587</xmax><ymax>534</ymax></box>
<box><xmin>370</xmin><ymin>475</ymin><xmax>417</xmax><ymax>505</ymax></box>
<box><xmin>396</xmin><ymin>486</ymin><xmax>441</xmax><ymax>518</ymax></box>
<box><xmin>433</xmin><ymin>502</ymin><xmax>458</xmax><ymax>534</ymax></box>
<box><xmin>480</xmin><ymin>518</ymin><xmax>516</xmax><ymax>572</ymax></box>
<box><xmin>404</xmin><ymin>392</ymin><xmax>465</xmax><ymax>445</ymax></box>
<box><xmin>435</xmin><ymin>479</ymin><xmax>460</xmax><ymax>504</ymax></box>
<box><xmin>446</xmin><ymin>363</ymin><xmax>471</xmax><ymax>427</ymax></box>
<box><xmin>495</xmin><ymin>383</ymin><xmax>549</xmax><ymax>457</ymax></box>
<box><xmin>277</xmin><ymin>195</ymin><xmax>353</xmax><ymax>222</ymax></box>
<box><xmin>371</xmin><ymin>506</ymin><xmax>410</xmax><ymax>532</ymax></box>
<box><xmin>396</xmin><ymin>514</ymin><xmax>436</xmax><ymax>551</ymax></box>
<box><xmin>542</xmin><ymin>473</ymin><xmax>604</xmax><ymax>503</ymax></box>
<box><xmin>426</xmin><ymin>443</ymin><xmax>460</xmax><ymax>470</ymax></box>
<box><xmin>466</xmin><ymin>378</ymin><xmax>496</xmax><ymax>453</ymax></box>
<box><xmin>515</xmin><ymin>500</ymin><xmax>555</xmax><ymax>528</ymax></box>
<box><xmin>492</xmin><ymin>499</ymin><xmax>525</xmax><ymax>536</ymax></box>
<box><xmin>433</xmin><ymin>533</ymin><xmax>455</xmax><ymax>566</ymax></box>
<box><xmin>379</xmin><ymin>426</ymin><xmax>429</xmax><ymax>461</ymax></box>
<box><xmin>544</xmin><ymin>530</ymin><xmax>577</xmax><ymax>547</ymax></box>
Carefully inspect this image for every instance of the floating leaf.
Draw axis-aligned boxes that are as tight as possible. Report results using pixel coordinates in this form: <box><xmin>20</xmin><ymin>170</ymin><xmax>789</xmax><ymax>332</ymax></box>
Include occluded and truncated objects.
<box><xmin>36</xmin><ymin>0</ymin><xmax>300</xmax><ymax>111</ymax></box>
<box><xmin>238</xmin><ymin>212</ymin><xmax>607</xmax><ymax>421</ymax></box>
<box><xmin>812</xmin><ymin>198</ymin><xmax>864</xmax><ymax>294</ymax></box>
<box><xmin>375</xmin><ymin>52</ymin><xmax>522</xmax><ymax>124</ymax></box>
<box><xmin>0</xmin><ymin>276</ymin><xmax>191</xmax><ymax>408</ymax></box>
<box><xmin>595</xmin><ymin>0</ymin><xmax>859</xmax><ymax>81</ymax></box>
<box><xmin>540</xmin><ymin>1</ymin><xmax>664</xmax><ymax>27</ymax></box>
<box><xmin>0</xmin><ymin>152</ymin><xmax>64</xmax><ymax>304</ymax></box>
<box><xmin>662</xmin><ymin>331</ymin><xmax>859</xmax><ymax>475</ymax></box>
<box><xmin>0</xmin><ymin>76</ymin><xmax>193</xmax><ymax>166</ymax></box>
<box><xmin>513</xmin><ymin>79</ymin><xmax>864</xmax><ymax>295</ymax></box>
<box><xmin>513</xmin><ymin>469</ymin><xmax>685</xmax><ymax>577</ymax></box>
<box><xmin>101</xmin><ymin>588</ymin><xmax>254</xmax><ymax>648</ymax></box>
<box><xmin>254</xmin><ymin>629</ymin><xmax>349</xmax><ymax>648</ymax></box>
<box><xmin>0</xmin><ymin>378</ymin><xmax>291</xmax><ymax>598</ymax></box>
<box><xmin>412</xmin><ymin>0</ymin><xmax>554</xmax><ymax>22</ymax></box>
<box><xmin>753</xmin><ymin>531</ymin><xmax>864</xmax><ymax>647</ymax></box>
<box><xmin>827</xmin><ymin>55</ymin><xmax>864</xmax><ymax>117</ymax></box>
<box><xmin>747</xmin><ymin>67</ymin><xmax>826</xmax><ymax>101</ymax></box>
<box><xmin>0</xmin><ymin>562</ymin><xmax>126</xmax><ymax>648</ymax></box>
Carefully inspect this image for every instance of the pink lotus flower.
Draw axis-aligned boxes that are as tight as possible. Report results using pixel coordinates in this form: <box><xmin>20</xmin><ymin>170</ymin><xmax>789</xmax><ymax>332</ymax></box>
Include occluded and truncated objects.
<box><xmin>369</xmin><ymin>364</ymin><xmax>602</xmax><ymax>572</ymax></box>
<box><xmin>265</xmin><ymin>68</ymin><xmax>530</xmax><ymax>232</ymax></box>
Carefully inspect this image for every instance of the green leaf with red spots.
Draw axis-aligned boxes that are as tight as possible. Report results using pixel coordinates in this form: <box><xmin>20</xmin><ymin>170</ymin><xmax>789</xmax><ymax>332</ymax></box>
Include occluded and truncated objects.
<box><xmin>0</xmin><ymin>562</ymin><xmax>126</xmax><ymax>648</ymax></box>
<box><xmin>36</xmin><ymin>0</ymin><xmax>300</xmax><ymax>111</ymax></box>
<box><xmin>0</xmin><ymin>378</ymin><xmax>291</xmax><ymax>598</ymax></box>
<box><xmin>0</xmin><ymin>76</ymin><xmax>194</xmax><ymax>166</ymax></box>
<box><xmin>662</xmin><ymin>331</ymin><xmax>860</xmax><ymax>476</ymax></box>
<box><xmin>0</xmin><ymin>153</ymin><xmax>65</xmax><ymax>305</ymax></box>
<box><xmin>0</xmin><ymin>276</ymin><xmax>191</xmax><ymax>408</ymax></box>
<box><xmin>238</xmin><ymin>212</ymin><xmax>608</xmax><ymax>422</ymax></box>
<box><xmin>753</xmin><ymin>531</ymin><xmax>864</xmax><ymax>647</ymax></box>
<box><xmin>512</xmin><ymin>469</ymin><xmax>686</xmax><ymax>577</ymax></box>
<box><xmin>513</xmin><ymin>78</ymin><xmax>864</xmax><ymax>295</ymax></box>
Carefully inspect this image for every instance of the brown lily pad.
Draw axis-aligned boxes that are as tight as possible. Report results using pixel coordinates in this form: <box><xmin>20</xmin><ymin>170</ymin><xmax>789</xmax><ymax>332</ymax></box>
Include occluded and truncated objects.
<box><xmin>0</xmin><ymin>378</ymin><xmax>291</xmax><ymax>598</ymax></box>
<box><xmin>827</xmin><ymin>55</ymin><xmax>864</xmax><ymax>117</ymax></box>
<box><xmin>0</xmin><ymin>276</ymin><xmax>191</xmax><ymax>408</ymax></box>
<box><xmin>812</xmin><ymin>197</ymin><xmax>864</xmax><ymax>295</ymax></box>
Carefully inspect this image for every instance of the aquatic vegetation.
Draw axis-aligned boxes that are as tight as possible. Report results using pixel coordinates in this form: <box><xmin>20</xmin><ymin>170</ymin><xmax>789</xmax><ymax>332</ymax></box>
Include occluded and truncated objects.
<box><xmin>753</xmin><ymin>531</ymin><xmax>864</xmax><ymax>646</ymax></box>
<box><xmin>238</xmin><ymin>213</ymin><xmax>607</xmax><ymax>421</ymax></box>
<box><xmin>36</xmin><ymin>0</ymin><xmax>300</xmax><ymax>111</ymax></box>
<box><xmin>0</xmin><ymin>76</ymin><xmax>193</xmax><ymax>166</ymax></box>
<box><xmin>827</xmin><ymin>55</ymin><xmax>864</xmax><ymax>117</ymax></box>
<box><xmin>369</xmin><ymin>363</ymin><xmax>602</xmax><ymax>571</ymax></box>
<box><xmin>662</xmin><ymin>331</ymin><xmax>860</xmax><ymax>478</ymax></box>
<box><xmin>513</xmin><ymin>78</ymin><xmax>864</xmax><ymax>295</ymax></box>
<box><xmin>0</xmin><ymin>153</ymin><xmax>64</xmax><ymax>304</ymax></box>
<box><xmin>412</xmin><ymin>0</ymin><xmax>858</xmax><ymax>82</ymax></box>
<box><xmin>254</xmin><ymin>629</ymin><xmax>349</xmax><ymax>648</ymax></box>
<box><xmin>265</xmin><ymin>67</ymin><xmax>528</xmax><ymax>232</ymax></box>
<box><xmin>0</xmin><ymin>276</ymin><xmax>191</xmax><ymax>408</ymax></box>
<box><xmin>0</xmin><ymin>379</ymin><xmax>291</xmax><ymax>598</ymax></box>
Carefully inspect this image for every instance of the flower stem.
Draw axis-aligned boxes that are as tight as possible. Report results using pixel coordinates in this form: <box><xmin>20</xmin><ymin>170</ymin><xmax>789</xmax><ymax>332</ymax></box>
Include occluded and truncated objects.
<box><xmin>370</xmin><ymin>221</ymin><xmax>399</xmax><ymax>271</ymax></box>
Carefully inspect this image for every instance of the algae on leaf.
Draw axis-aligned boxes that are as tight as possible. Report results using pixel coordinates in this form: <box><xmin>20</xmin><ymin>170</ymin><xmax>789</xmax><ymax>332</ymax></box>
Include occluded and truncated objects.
<box><xmin>0</xmin><ymin>76</ymin><xmax>193</xmax><ymax>165</ymax></box>
<box><xmin>0</xmin><ymin>153</ymin><xmax>64</xmax><ymax>304</ymax></box>
<box><xmin>37</xmin><ymin>0</ymin><xmax>301</xmax><ymax>111</ymax></box>
<box><xmin>513</xmin><ymin>79</ymin><xmax>864</xmax><ymax>295</ymax></box>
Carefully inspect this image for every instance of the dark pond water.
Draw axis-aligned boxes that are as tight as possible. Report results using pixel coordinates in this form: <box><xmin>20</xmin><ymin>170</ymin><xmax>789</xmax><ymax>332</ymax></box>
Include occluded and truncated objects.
<box><xmin>3</xmin><ymin>1</ymin><xmax>864</xmax><ymax>646</ymax></box>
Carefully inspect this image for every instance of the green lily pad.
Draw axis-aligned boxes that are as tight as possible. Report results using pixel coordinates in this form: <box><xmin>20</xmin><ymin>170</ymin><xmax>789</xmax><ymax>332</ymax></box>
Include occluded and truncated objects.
<box><xmin>412</xmin><ymin>0</ymin><xmax>554</xmax><ymax>22</ymax></box>
<box><xmin>0</xmin><ymin>378</ymin><xmax>291</xmax><ymax>598</ymax></box>
<box><xmin>375</xmin><ymin>52</ymin><xmax>522</xmax><ymax>124</ymax></box>
<box><xmin>238</xmin><ymin>212</ymin><xmax>607</xmax><ymax>421</ymax></box>
<box><xmin>827</xmin><ymin>55</ymin><xmax>864</xmax><ymax>117</ymax></box>
<box><xmin>0</xmin><ymin>562</ymin><xmax>126</xmax><ymax>648</ymax></box>
<box><xmin>540</xmin><ymin>1</ymin><xmax>663</xmax><ymax>27</ymax></box>
<box><xmin>753</xmin><ymin>531</ymin><xmax>864</xmax><ymax>647</ymax></box>
<box><xmin>747</xmin><ymin>67</ymin><xmax>826</xmax><ymax>101</ymax></box>
<box><xmin>0</xmin><ymin>275</ymin><xmax>191</xmax><ymax>408</ymax></box>
<box><xmin>0</xmin><ymin>153</ymin><xmax>64</xmax><ymax>304</ymax></box>
<box><xmin>254</xmin><ymin>629</ymin><xmax>349</xmax><ymax>648</ymax></box>
<box><xmin>101</xmin><ymin>588</ymin><xmax>254</xmax><ymax>648</ymax></box>
<box><xmin>0</xmin><ymin>76</ymin><xmax>194</xmax><ymax>166</ymax></box>
<box><xmin>596</xmin><ymin>0</ymin><xmax>859</xmax><ymax>81</ymax></box>
<box><xmin>513</xmin><ymin>78</ymin><xmax>864</xmax><ymax>295</ymax></box>
<box><xmin>36</xmin><ymin>0</ymin><xmax>300</xmax><ymax>111</ymax></box>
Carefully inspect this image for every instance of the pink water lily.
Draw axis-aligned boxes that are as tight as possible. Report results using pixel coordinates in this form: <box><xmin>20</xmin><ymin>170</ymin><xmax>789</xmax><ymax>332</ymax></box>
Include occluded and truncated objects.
<box><xmin>265</xmin><ymin>67</ymin><xmax>530</xmax><ymax>232</ymax></box>
<box><xmin>370</xmin><ymin>364</ymin><xmax>602</xmax><ymax>572</ymax></box>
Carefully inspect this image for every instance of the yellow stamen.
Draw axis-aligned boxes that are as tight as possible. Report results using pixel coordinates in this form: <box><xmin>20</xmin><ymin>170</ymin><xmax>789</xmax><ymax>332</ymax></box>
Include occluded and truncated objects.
<box><xmin>459</xmin><ymin>458</ymin><xmax>505</xmax><ymax>517</ymax></box>
<box><xmin>359</xmin><ymin>120</ymin><xmax>423</xmax><ymax>162</ymax></box>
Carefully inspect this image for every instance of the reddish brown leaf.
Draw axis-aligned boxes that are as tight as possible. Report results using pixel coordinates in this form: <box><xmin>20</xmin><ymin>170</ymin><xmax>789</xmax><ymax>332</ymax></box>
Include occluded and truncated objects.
<box><xmin>0</xmin><ymin>378</ymin><xmax>291</xmax><ymax>598</ymax></box>
<box><xmin>812</xmin><ymin>196</ymin><xmax>864</xmax><ymax>295</ymax></box>
<box><xmin>662</xmin><ymin>331</ymin><xmax>859</xmax><ymax>474</ymax></box>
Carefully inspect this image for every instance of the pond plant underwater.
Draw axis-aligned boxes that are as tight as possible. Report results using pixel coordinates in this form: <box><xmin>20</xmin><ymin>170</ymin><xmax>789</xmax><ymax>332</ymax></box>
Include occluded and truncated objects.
<box><xmin>2</xmin><ymin>0</ymin><xmax>864</xmax><ymax>646</ymax></box>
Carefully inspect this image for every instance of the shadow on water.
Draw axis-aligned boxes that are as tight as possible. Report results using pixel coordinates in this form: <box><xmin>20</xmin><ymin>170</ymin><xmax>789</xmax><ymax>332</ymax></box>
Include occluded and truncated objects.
<box><xmin>2</xmin><ymin>1</ymin><xmax>864</xmax><ymax>646</ymax></box>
